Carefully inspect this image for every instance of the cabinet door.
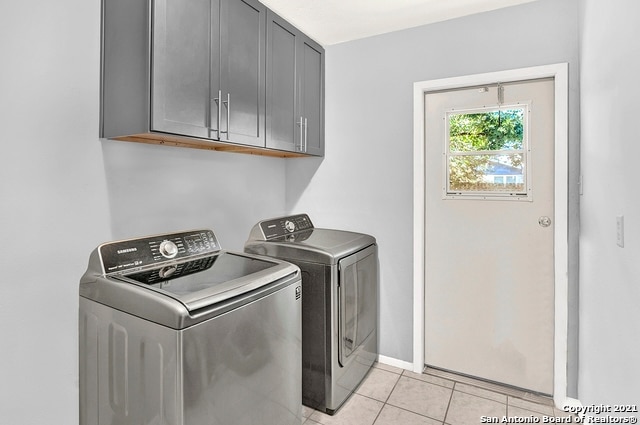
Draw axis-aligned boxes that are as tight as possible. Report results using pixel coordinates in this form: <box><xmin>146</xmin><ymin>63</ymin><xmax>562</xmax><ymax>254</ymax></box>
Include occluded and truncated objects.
<box><xmin>265</xmin><ymin>11</ymin><xmax>299</xmax><ymax>152</ymax></box>
<box><xmin>298</xmin><ymin>36</ymin><xmax>324</xmax><ymax>156</ymax></box>
<box><xmin>152</xmin><ymin>0</ymin><xmax>215</xmax><ymax>139</ymax></box>
<box><xmin>219</xmin><ymin>0</ymin><xmax>266</xmax><ymax>147</ymax></box>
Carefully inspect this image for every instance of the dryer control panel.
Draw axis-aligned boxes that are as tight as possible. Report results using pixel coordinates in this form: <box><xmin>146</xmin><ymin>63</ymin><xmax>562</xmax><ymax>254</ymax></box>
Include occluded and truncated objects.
<box><xmin>257</xmin><ymin>214</ymin><xmax>314</xmax><ymax>239</ymax></box>
<box><xmin>98</xmin><ymin>229</ymin><xmax>220</xmax><ymax>275</ymax></box>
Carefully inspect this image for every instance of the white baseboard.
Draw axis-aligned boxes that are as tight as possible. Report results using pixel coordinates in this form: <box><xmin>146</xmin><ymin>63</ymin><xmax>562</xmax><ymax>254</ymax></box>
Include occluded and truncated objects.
<box><xmin>561</xmin><ymin>397</ymin><xmax>582</xmax><ymax>408</ymax></box>
<box><xmin>377</xmin><ymin>354</ymin><xmax>414</xmax><ymax>371</ymax></box>
<box><xmin>557</xmin><ymin>397</ymin><xmax>583</xmax><ymax>413</ymax></box>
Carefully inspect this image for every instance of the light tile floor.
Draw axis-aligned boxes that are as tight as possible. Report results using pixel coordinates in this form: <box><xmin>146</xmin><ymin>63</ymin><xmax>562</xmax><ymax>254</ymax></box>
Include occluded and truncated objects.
<box><xmin>302</xmin><ymin>363</ymin><xmax>575</xmax><ymax>425</ymax></box>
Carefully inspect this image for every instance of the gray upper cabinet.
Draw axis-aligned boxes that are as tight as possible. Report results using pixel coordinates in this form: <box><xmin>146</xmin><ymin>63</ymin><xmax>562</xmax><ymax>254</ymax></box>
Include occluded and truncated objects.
<box><xmin>265</xmin><ymin>11</ymin><xmax>324</xmax><ymax>156</ymax></box>
<box><xmin>265</xmin><ymin>12</ymin><xmax>298</xmax><ymax>153</ymax></box>
<box><xmin>152</xmin><ymin>0</ymin><xmax>265</xmax><ymax>147</ymax></box>
<box><xmin>299</xmin><ymin>37</ymin><xmax>324</xmax><ymax>156</ymax></box>
<box><xmin>101</xmin><ymin>0</ymin><xmax>322</xmax><ymax>157</ymax></box>
<box><xmin>218</xmin><ymin>0</ymin><xmax>266</xmax><ymax>147</ymax></box>
<box><xmin>152</xmin><ymin>0</ymin><xmax>213</xmax><ymax>140</ymax></box>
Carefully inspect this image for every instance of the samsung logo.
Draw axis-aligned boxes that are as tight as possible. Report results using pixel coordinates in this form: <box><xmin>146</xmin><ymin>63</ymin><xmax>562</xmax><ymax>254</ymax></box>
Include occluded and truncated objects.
<box><xmin>117</xmin><ymin>248</ymin><xmax>137</xmax><ymax>254</ymax></box>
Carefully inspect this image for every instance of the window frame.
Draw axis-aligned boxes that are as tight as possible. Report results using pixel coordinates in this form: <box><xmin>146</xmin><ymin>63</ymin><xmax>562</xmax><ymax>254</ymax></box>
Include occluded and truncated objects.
<box><xmin>442</xmin><ymin>102</ymin><xmax>533</xmax><ymax>201</ymax></box>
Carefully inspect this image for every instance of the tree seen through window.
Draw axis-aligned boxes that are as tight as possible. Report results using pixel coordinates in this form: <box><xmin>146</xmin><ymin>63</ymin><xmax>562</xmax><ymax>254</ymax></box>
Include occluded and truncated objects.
<box><xmin>447</xmin><ymin>108</ymin><xmax>526</xmax><ymax>193</ymax></box>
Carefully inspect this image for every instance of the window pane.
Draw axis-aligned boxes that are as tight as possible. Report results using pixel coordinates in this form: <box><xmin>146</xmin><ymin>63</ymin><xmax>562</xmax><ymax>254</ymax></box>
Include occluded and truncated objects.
<box><xmin>449</xmin><ymin>154</ymin><xmax>525</xmax><ymax>193</ymax></box>
<box><xmin>449</xmin><ymin>108</ymin><xmax>524</xmax><ymax>152</ymax></box>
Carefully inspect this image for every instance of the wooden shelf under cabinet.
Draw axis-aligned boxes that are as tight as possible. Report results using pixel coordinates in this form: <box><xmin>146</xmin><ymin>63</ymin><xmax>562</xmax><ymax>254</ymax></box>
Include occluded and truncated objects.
<box><xmin>112</xmin><ymin>133</ymin><xmax>309</xmax><ymax>158</ymax></box>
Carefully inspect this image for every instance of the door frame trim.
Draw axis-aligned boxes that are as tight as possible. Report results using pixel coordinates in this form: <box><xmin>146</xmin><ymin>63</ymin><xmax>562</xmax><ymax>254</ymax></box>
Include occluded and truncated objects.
<box><xmin>412</xmin><ymin>63</ymin><xmax>569</xmax><ymax>406</ymax></box>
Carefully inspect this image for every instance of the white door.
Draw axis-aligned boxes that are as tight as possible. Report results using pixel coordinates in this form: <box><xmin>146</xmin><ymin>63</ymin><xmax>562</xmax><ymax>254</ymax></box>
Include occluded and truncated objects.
<box><xmin>424</xmin><ymin>79</ymin><xmax>555</xmax><ymax>395</ymax></box>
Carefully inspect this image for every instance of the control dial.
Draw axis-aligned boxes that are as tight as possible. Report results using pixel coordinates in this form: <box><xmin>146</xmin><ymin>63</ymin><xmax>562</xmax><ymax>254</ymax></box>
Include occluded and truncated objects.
<box><xmin>284</xmin><ymin>220</ymin><xmax>296</xmax><ymax>233</ymax></box>
<box><xmin>158</xmin><ymin>265</ymin><xmax>177</xmax><ymax>279</ymax></box>
<box><xmin>159</xmin><ymin>240</ymin><xmax>179</xmax><ymax>259</ymax></box>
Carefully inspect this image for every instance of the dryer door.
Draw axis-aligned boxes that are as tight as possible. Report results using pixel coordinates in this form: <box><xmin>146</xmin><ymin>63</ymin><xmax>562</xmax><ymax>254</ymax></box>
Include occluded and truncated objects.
<box><xmin>338</xmin><ymin>244</ymin><xmax>377</xmax><ymax>365</ymax></box>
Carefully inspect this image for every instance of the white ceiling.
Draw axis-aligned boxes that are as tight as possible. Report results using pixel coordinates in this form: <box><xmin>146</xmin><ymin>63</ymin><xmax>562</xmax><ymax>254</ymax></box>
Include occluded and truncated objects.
<box><xmin>260</xmin><ymin>0</ymin><xmax>539</xmax><ymax>45</ymax></box>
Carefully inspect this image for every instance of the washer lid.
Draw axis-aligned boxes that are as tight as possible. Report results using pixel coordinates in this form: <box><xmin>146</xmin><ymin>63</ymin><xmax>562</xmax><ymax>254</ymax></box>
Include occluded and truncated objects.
<box><xmin>117</xmin><ymin>252</ymin><xmax>288</xmax><ymax>310</ymax></box>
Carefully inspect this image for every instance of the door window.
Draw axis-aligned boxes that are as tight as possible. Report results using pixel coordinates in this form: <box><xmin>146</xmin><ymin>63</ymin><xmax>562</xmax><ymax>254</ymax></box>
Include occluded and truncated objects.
<box><xmin>444</xmin><ymin>105</ymin><xmax>531</xmax><ymax>200</ymax></box>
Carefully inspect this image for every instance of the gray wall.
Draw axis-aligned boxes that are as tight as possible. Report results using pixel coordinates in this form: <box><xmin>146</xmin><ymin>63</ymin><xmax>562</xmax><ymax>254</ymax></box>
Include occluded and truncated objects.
<box><xmin>578</xmin><ymin>0</ymin><xmax>640</xmax><ymax>405</ymax></box>
<box><xmin>1</xmin><ymin>2</ymin><xmax>108</xmax><ymax>423</ymax></box>
<box><xmin>287</xmin><ymin>0</ymin><xmax>581</xmax><ymax>395</ymax></box>
<box><xmin>0</xmin><ymin>1</ymin><xmax>286</xmax><ymax>423</ymax></box>
<box><xmin>101</xmin><ymin>141</ymin><xmax>286</xmax><ymax>249</ymax></box>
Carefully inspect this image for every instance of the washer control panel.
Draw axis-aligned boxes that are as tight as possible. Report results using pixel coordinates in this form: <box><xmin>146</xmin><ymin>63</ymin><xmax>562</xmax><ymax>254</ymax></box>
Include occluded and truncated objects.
<box><xmin>259</xmin><ymin>214</ymin><xmax>314</xmax><ymax>239</ymax></box>
<box><xmin>121</xmin><ymin>255</ymin><xmax>217</xmax><ymax>285</ymax></box>
<box><xmin>99</xmin><ymin>229</ymin><xmax>220</xmax><ymax>275</ymax></box>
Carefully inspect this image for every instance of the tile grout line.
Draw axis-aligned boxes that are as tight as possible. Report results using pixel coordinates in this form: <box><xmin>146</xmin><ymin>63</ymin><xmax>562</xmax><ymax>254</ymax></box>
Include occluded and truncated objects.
<box><xmin>442</xmin><ymin>381</ymin><xmax>457</xmax><ymax>425</ymax></box>
<box><xmin>370</xmin><ymin>371</ymin><xmax>402</xmax><ymax>425</ymax></box>
<box><xmin>383</xmin><ymin>371</ymin><xmax>402</xmax><ymax>404</ymax></box>
<box><xmin>364</xmin><ymin>369</ymin><xmax>453</xmax><ymax>424</ymax></box>
<box><xmin>401</xmin><ymin>369</ymin><xmax>456</xmax><ymax>424</ymax></box>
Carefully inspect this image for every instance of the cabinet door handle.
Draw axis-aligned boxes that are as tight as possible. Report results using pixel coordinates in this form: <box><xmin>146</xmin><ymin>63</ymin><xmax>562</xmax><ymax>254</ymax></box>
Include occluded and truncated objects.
<box><xmin>213</xmin><ymin>90</ymin><xmax>222</xmax><ymax>140</ymax></box>
<box><xmin>210</xmin><ymin>97</ymin><xmax>218</xmax><ymax>138</ymax></box>
<box><xmin>304</xmin><ymin>117</ymin><xmax>308</xmax><ymax>153</ymax></box>
<box><xmin>222</xmin><ymin>93</ymin><xmax>230</xmax><ymax>140</ymax></box>
<box><xmin>297</xmin><ymin>116</ymin><xmax>304</xmax><ymax>152</ymax></box>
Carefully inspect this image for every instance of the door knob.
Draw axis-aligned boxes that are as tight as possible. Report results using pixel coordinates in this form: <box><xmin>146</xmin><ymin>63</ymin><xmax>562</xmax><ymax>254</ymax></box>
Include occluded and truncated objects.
<box><xmin>538</xmin><ymin>216</ymin><xmax>552</xmax><ymax>227</ymax></box>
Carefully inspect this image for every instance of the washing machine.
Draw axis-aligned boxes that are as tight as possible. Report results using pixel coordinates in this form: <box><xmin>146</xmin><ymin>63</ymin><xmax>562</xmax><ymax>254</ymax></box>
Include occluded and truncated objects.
<box><xmin>245</xmin><ymin>214</ymin><xmax>378</xmax><ymax>414</ymax></box>
<box><xmin>79</xmin><ymin>229</ymin><xmax>302</xmax><ymax>425</ymax></box>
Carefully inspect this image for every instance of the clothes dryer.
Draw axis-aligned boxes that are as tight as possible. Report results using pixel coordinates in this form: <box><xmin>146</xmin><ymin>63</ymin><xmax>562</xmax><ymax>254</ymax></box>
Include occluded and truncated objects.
<box><xmin>245</xmin><ymin>214</ymin><xmax>378</xmax><ymax>414</ymax></box>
